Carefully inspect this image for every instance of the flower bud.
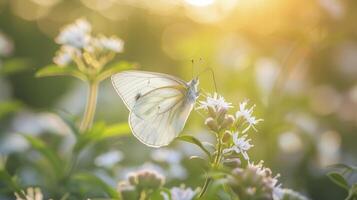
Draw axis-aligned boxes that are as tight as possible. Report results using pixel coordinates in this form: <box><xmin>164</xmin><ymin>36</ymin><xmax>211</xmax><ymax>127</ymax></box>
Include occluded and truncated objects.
<box><xmin>117</xmin><ymin>181</ymin><xmax>138</xmax><ymax>200</ymax></box>
<box><xmin>128</xmin><ymin>173</ymin><xmax>137</xmax><ymax>185</ymax></box>
<box><xmin>205</xmin><ymin>117</ymin><xmax>219</xmax><ymax>132</ymax></box>
<box><xmin>207</xmin><ymin>106</ymin><xmax>216</xmax><ymax>118</ymax></box>
<box><xmin>222</xmin><ymin>130</ymin><xmax>231</xmax><ymax>143</ymax></box>
<box><xmin>216</xmin><ymin>107</ymin><xmax>228</xmax><ymax>124</ymax></box>
<box><xmin>223</xmin><ymin>158</ymin><xmax>241</xmax><ymax>169</ymax></box>
<box><xmin>221</xmin><ymin>115</ymin><xmax>235</xmax><ymax>129</ymax></box>
<box><xmin>127</xmin><ymin>170</ymin><xmax>165</xmax><ymax>190</ymax></box>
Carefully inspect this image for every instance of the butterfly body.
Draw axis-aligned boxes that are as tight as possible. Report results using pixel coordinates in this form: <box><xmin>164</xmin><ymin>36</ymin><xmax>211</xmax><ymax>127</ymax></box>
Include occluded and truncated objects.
<box><xmin>111</xmin><ymin>70</ymin><xmax>199</xmax><ymax>147</ymax></box>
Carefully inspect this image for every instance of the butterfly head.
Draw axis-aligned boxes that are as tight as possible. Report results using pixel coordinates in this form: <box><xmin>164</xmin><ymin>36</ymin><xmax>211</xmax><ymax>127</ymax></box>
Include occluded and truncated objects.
<box><xmin>187</xmin><ymin>78</ymin><xmax>199</xmax><ymax>102</ymax></box>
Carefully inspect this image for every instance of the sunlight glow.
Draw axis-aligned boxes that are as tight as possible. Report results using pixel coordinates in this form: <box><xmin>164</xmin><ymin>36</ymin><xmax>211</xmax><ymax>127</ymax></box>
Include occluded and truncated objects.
<box><xmin>185</xmin><ymin>0</ymin><xmax>215</xmax><ymax>7</ymax></box>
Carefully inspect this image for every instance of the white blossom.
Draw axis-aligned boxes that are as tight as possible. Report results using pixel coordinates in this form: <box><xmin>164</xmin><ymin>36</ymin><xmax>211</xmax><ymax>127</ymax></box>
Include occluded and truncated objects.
<box><xmin>236</xmin><ymin>100</ymin><xmax>263</xmax><ymax>133</ymax></box>
<box><xmin>53</xmin><ymin>45</ymin><xmax>78</xmax><ymax>66</ymax></box>
<box><xmin>162</xmin><ymin>186</ymin><xmax>197</xmax><ymax>200</ymax></box>
<box><xmin>151</xmin><ymin>148</ymin><xmax>182</xmax><ymax>164</ymax></box>
<box><xmin>223</xmin><ymin>132</ymin><xmax>253</xmax><ymax>160</ymax></box>
<box><xmin>197</xmin><ymin>92</ymin><xmax>232</xmax><ymax>111</ymax></box>
<box><xmin>56</xmin><ymin>18</ymin><xmax>91</xmax><ymax>49</ymax></box>
<box><xmin>94</xmin><ymin>150</ymin><xmax>123</xmax><ymax>167</ymax></box>
<box><xmin>273</xmin><ymin>188</ymin><xmax>308</xmax><ymax>200</ymax></box>
<box><xmin>92</xmin><ymin>36</ymin><xmax>124</xmax><ymax>53</ymax></box>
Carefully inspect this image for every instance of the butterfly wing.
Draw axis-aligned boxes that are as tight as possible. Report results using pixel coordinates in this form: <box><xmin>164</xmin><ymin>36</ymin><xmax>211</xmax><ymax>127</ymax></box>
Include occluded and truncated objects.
<box><xmin>111</xmin><ymin>70</ymin><xmax>187</xmax><ymax>110</ymax></box>
<box><xmin>111</xmin><ymin>71</ymin><xmax>194</xmax><ymax>147</ymax></box>
<box><xmin>130</xmin><ymin>86</ymin><xmax>195</xmax><ymax>147</ymax></box>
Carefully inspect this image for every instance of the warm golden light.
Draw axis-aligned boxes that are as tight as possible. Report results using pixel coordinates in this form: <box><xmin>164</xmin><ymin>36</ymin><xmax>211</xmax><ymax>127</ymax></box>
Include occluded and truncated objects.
<box><xmin>184</xmin><ymin>0</ymin><xmax>214</xmax><ymax>7</ymax></box>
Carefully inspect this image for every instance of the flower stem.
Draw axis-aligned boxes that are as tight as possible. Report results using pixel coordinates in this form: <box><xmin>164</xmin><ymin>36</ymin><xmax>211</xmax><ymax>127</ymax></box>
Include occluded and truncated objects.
<box><xmin>199</xmin><ymin>132</ymin><xmax>223</xmax><ymax>198</ymax></box>
<box><xmin>80</xmin><ymin>81</ymin><xmax>98</xmax><ymax>132</ymax></box>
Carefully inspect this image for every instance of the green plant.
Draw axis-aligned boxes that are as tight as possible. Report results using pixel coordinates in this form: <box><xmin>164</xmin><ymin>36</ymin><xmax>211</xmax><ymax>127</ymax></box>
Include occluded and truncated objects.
<box><xmin>328</xmin><ymin>164</ymin><xmax>357</xmax><ymax>200</ymax></box>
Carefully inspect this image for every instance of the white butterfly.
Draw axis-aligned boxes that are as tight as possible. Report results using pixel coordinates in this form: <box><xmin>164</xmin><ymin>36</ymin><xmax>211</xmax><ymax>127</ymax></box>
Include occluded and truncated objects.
<box><xmin>111</xmin><ymin>70</ymin><xmax>199</xmax><ymax>147</ymax></box>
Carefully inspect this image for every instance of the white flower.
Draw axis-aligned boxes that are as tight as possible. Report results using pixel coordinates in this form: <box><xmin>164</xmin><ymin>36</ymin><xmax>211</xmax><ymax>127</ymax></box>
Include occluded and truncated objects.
<box><xmin>273</xmin><ymin>188</ymin><xmax>308</xmax><ymax>200</ymax></box>
<box><xmin>243</xmin><ymin>115</ymin><xmax>263</xmax><ymax>133</ymax></box>
<box><xmin>0</xmin><ymin>31</ymin><xmax>13</xmax><ymax>57</ymax></box>
<box><xmin>15</xmin><ymin>187</ymin><xmax>43</xmax><ymax>200</ymax></box>
<box><xmin>92</xmin><ymin>36</ymin><xmax>124</xmax><ymax>53</ymax></box>
<box><xmin>94</xmin><ymin>150</ymin><xmax>123</xmax><ymax>167</ymax></box>
<box><xmin>162</xmin><ymin>186</ymin><xmax>197</xmax><ymax>200</ymax></box>
<box><xmin>236</xmin><ymin>100</ymin><xmax>263</xmax><ymax>133</ymax></box>
<box><xmin>197</xmin><ymin>93</ymin><xmax>232</xmax><ymax>111</ymax></box>
<box><xmin>223</xmin><ymin>132</ymin><xmax>253</xmax><ymax>160</ymax></box>
<box><xmin>53</xmin><ymin>45</ymin><xmax>79</xmax><ymax>66</ymax></box>
<box><xmin>56</xmin><ymin>18</ymin><xmax>91</xmax><ymax>49</ymax></box>
<box><xmin>151</xmin><ymin>148</ymin><xmax>182</xmax><ymax>164</ymax></box>
<box><xmin>235</xmin><ymin>100</ymin><xmax>252</xmax><ymax>119</ymax></box>
<box><xmin>249</xmin><ymin>161</ymin><xmax>283</xmax><ymax>200</ymax></box>
<box><xmin>273</xmin><ymin>186</ymin><xmax>284</xmax><ymax>200</ymax></box>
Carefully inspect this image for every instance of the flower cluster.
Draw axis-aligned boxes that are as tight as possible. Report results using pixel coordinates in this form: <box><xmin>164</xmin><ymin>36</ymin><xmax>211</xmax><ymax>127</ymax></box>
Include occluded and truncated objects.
<box><xmin>118</xmin><ymin>169</ymin><xmax>165</xmax><ymax>199</ymax></box>
<box><xmin>127</xmin><ymin>169</ymin><xmax>165</xmax><ymax>190</ymax></box>
<box><xmin>197</xmin><ymin>93</ymin><xmax>307</xmax><ymax>200</ymax></box>
<box><xmin>197</xmin><ymin>93</ymin><xmax>262</xmax><ymax>161</ymax></box>
<box><xmin>197</xmin><ymin>93</ymin><xmax>235</xmax><ymax>133</ymax></box>
<box><xmin>117</xmin><ymin>168</ymin><xmax>197</xmax><ymax>200</ymax></box>
<box><xmin>227</xmin><ymin>161</ymin><xmax>281</xmax><ymax>200</ymax></box>
<box><xmin>53</xmin><ymin>18</ymin><xmax>124</xmax><ymax>74</ymax></box>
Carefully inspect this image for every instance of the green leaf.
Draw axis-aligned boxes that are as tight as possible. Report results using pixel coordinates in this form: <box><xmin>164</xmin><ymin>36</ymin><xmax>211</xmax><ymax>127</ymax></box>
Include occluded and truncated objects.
<box><xmin>100</xmin><ymin>123</ymin><xmax>131</xmax><ymax>139</ymax></box>
<box><xmin>0</xmin><ymin>58</ymin><xmax>31</xmax><ymax>75</ymax></box>
<box><xmin>328</xmin><ymin>164</ymin><xmax>357</xmax><ymax>173</ymax></box>
<box><xmin>0</xmin><ymin>101</ymin><xmax>22</xmax><ymax>119</ymax></box>
<box><xmin>0</xmin><ymin>169</ymin><xmax>25</xmax><ymax>198</ymax></box>
<box><xmin>176</xmin><ymin>135</ymin><xmax>212</xmax><ymax>160</ymax></box>
<box><xmin>74</xmin><ymin>122</ymin><xmax>130</xmax><ymax>153</ymax></box>
<box><xmin>36</xmin><ymin>65</ymin><xmax>87</xmax><ymax>81</ymax></box>
<box><xmin>346</xmin><ymin>184</ymin><xmax>357</xmax><ymax>200</ymax></box>
<box><xmin>328</xmin><ymin>172</ymin><xmax>349</xmax><ymax>190</ymax></box>
<box><xmin>96</xmin><ymin>61</ymin><xmax>136</xmax><ymax>81</ymax></box>
<box><xmin>72</xmin><ymin>172</ymin><xmax>120</xmax><ymax>199</ymax></box>
<box><xmin>22</xmin><ymin>135</ymin><xmax>64</xmax><ymax>178</ymax></box>
<box><xmin>56</xmin><ymin>111</ymin><xmax>80</xmax><ymax>137</ymax></box>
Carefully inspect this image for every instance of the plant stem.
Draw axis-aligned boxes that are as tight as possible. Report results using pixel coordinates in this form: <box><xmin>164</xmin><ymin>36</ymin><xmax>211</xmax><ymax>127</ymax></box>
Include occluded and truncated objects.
<box><xmin>80</xmin><ymin>81</ymin><xmax>98</xmax><ymax>132</ymax></box>
<box><xmin>199</xmin><ymin>133</ymin><xmax>223</xmax><ymax>198</ymax></box>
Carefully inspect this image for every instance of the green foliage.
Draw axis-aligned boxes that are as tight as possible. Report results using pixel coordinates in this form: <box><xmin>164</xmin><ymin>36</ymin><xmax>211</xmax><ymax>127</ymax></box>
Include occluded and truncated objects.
<box><xmin>0</xmin><ymin>101</ymin><xmax>22</xmax><ymax>119</ymax></box>
<box><xmin>0</xmin><ymin>58</ymin><xmax>31</xmax><ymax>75</ymax></box>
<box><xmin>22</xmin><ymin>135</ymin><xmax>65</xmax><ymax>179</ymax></box>
<box><xmin>35</xmin><ymin>64</ymin><xmax>87</xmax><ymax>81</ymax></box>
<box><xmin>0</xmin><ymin>170</ymin><xmax>25</xmax><ymax>198</ymax></box>
<box><xmin>74</xmin><ymin>122</ymin><xmax>130</xmax><ymax>153</ymax></box>
<box><xmin>328</xmin><ymin>172</ymin><xmax>349</xmax><ymax>190</ymax></box>
<box><xmin>36</xmin><ymin>61</ymin><xmax>135</xmax><ymax>82</ymax></box>
<box><xmin>328</xmin><ymin>164</ymin><xmax>357</xmax><ymax>200</ymax></box>
<box><xmin>72</xmin><ymin>172</ymin><xmax>120</xmax><ymax>199</ymax></box>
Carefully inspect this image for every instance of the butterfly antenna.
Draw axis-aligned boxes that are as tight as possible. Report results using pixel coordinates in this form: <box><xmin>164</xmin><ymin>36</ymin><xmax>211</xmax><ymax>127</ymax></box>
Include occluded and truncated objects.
<box><xmin>198</xmin><ymin>67</ymin><xmax>218</xmax><ymax>93</ymax></box>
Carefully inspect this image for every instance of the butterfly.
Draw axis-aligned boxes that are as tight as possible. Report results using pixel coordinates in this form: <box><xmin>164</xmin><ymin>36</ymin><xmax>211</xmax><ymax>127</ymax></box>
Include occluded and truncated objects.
<box><xmin>111</xmin><ymin>70</ymin><xmax>199</xmax><ymax>147</ymax></box>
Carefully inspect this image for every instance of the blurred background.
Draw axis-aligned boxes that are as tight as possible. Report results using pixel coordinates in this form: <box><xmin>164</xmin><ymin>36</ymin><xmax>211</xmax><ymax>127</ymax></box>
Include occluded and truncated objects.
<box><xmin>0</xmin><ymin>0</ymin><xmax>356</xmax><ymax>199</ymax></box>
